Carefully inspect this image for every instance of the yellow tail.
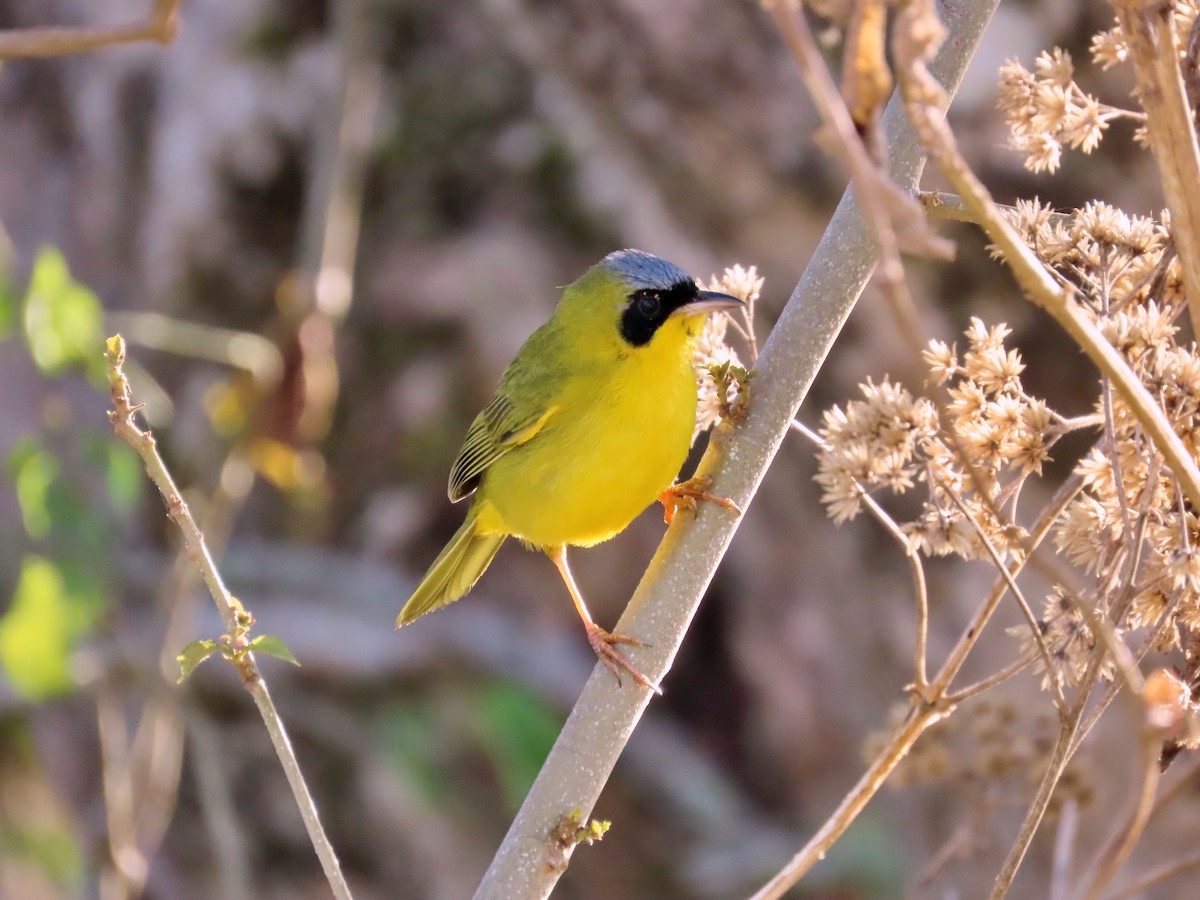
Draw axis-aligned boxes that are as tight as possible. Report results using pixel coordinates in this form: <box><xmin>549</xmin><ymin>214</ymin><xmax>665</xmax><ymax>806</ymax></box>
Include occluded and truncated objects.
<box><xmin>397</xmin><ymin>512</ymin><xmax>506</xmax><ymax>627</ymax></box>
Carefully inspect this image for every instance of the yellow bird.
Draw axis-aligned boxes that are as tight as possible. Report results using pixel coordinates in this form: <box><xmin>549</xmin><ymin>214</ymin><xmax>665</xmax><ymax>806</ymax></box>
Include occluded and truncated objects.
<box><xmin>397</xmin><ymin>249</ymin><xmax>741</xmax><ymax>690</ymax></box>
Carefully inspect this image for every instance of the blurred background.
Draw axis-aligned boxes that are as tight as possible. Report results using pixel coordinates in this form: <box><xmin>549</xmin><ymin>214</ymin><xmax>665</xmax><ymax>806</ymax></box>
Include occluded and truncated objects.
<box><xmin>0</xmin><ymin>0</ymin><xmax>1193</xmax><ymax>898</ymax></box>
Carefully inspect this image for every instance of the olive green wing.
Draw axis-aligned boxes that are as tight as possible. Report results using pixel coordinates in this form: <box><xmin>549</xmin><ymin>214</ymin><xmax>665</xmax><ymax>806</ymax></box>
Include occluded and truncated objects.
<box><xmin>447</xmin><ymin>391</ymin><xmax>558</xmax><ymax>502</ymax></box>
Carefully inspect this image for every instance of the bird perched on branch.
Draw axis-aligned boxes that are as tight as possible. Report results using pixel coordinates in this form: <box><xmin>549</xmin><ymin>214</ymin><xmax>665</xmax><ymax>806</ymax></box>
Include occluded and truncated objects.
<box><xmin>396</xmin><ymin>249</ymin><xmax>741</xmax><ymax>692</ymax></box>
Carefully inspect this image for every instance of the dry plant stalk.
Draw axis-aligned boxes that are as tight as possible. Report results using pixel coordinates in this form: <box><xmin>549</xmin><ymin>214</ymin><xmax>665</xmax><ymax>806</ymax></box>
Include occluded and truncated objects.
<box><xmin>103</xmin><ymin>337</ymin><xmax>353</xmax><ymax>900</ymax></box>
<box><xmin>755</xmin><ymin>0</ymin><xmax>1200</xmax><ymax>897</ymax></box>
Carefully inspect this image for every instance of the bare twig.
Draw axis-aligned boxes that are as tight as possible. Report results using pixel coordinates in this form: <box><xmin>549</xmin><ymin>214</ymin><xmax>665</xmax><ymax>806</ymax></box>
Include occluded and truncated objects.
<box><xmin>944</xmin><ymin>650</ymin><xmax>1037</xmax><ymax>705</ymax></box>
<box><xmin>1050</xmin><ymin>799</ymin><xmax>1078</xmax><ymax>900</ymax></box>
<box><xmin>1107</xmin><ymin>848</ymin><xmax>1200</xmax><ymax>899</ymax></box>
<box><xmin>937</xmin><ymin>476</ymin><xmax>1070</xmax><ymax>718</ymax></box>
<box><xmin>790</xmin><ymin>419</ymin><xmax>930</xmax><ymax>691</ymax></box>
<box><xmin>1074</xmin><ymin>734</ymin><xmax>1161</xmax><ymax>900</ymax></box>
<box><xmin>103</xmin><ymin>336</ymin><xmax>351</xmax><ymax>900</ymax></box>
<box><xmin>766</xmin><ymin>0</ymin><xmax>951</xmax><ymax>363</ymax></box>
<box><xmin>752</xmin><ymin>458</ymin><xmax>1076</xmax><ymax>898</ymax></box>
<box><xmin>749</xmin><ymin>703</ymin><xmax>951</xmax><ymax>900</ymax></box>
<box><xmin>0</xmin><ymin>0</ymin><xmax>180</xmax><ymax>59</ymax></box>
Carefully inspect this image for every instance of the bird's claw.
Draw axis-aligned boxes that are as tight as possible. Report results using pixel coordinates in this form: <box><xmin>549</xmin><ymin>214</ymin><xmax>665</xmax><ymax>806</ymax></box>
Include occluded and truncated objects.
<box><xmin>585</xmin><ymin>623</ymin><xmax>661</xmax><ymax>695</ymax></box>
<box><xmin>658</xmin><ymin>475</ymin><xmax>742</xmax><ymax>525</ymax></box>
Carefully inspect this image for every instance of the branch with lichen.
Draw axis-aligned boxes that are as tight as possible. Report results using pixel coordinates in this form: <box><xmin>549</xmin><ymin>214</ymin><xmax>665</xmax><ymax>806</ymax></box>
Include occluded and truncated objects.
<box><xmin>103</xmin><ymin>335</ymin><xmax>352</xmax><ymax>900</ymax></box>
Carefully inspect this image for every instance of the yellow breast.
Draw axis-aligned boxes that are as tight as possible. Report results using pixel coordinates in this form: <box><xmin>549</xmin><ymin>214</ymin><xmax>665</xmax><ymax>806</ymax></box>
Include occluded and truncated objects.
<box><xmin>474</xmin><ymin>319</ymin><xmax>699</xmax><ymax>549</ymax></box>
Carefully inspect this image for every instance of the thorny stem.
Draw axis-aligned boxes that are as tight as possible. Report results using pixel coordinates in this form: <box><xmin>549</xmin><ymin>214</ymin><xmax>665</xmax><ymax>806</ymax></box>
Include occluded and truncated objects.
<box><xmin>103</xmin><ymin>336</ymin><xmax>352</xmax><ymax>900</ymax></box>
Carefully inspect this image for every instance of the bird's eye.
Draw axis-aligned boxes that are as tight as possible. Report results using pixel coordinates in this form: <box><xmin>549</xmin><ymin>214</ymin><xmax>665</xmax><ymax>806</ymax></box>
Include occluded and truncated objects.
<box><xmin>636</xmin><ymin>294</ymin><xmax>661</xmax><ymax>318</ymax></box>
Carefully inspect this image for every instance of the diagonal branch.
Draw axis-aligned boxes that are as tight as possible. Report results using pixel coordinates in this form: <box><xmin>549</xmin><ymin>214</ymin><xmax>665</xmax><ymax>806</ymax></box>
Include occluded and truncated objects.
<box><xmin>1112</xmin><ymin>0</ymin><xmax>1200</xmax><ymax>338</ymax></box>
<box><xmin>472</xmin><ymin>0</ymin><xmax>1002</xmax><ymax>896</ymax></box>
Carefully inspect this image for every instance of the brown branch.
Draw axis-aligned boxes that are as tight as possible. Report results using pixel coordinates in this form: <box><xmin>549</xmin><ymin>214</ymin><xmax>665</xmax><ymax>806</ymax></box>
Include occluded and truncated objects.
<box><xmin>0</xmin><ymin>0</ymin><xmax>180</xmax><ymax>59</ymax></box>
<box><xmin>103</xmin><ymin>336</ymin><xmax>352</xmax><ymax>900</ymax></box>
<box><xmin>1074</xmin><ymin>734</ymin><xmax>1161</xmax><ymax>900</ymax></box>
<box><xmin>1112</xmin><ymin>0</ymin><xmax>1200</xmax><ymax>338</ymax></box>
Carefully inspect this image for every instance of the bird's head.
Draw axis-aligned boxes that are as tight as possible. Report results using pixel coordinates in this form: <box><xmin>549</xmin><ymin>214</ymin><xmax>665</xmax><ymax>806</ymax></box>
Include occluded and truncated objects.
<box><xmin>562</xmin><ymin>249</ymin><xmax>742</xmax><ymax>351</ymax></box>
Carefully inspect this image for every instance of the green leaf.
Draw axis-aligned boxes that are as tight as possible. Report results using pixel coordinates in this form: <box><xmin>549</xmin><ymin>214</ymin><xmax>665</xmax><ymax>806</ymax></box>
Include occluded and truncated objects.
<box><xmin>22</xmin><ymin>247</ymin><xmax>104</xmax><ymax>378</ymax></box>
<box><xmin>0</xmin><ymin>556</ymin><xmax>76</xmax><ymax>699</ymax></box>
<box><xmin>248</xmin><ymin>634</ymin><xmax>299</xmax><ymax>666</ymax></box>
<box><xmin>8</xmin><ymin>439</ymin><xmax>58</xmax><ymax>539</ymax></box>
<box><xmin>377</xmin><ymin>701</ymin><xmax>450</xmax><ymax>806</ymax></box>
<box><xmin>82</xmin><ymin>434</ymin><xmax>143</xmax><ymax>517</ymax></box>
<box><xmin>177</xmin><ymin>639</ymin><xmax>220</xmax><ymax>682</ymax></box>
<box><xmin>472</xmin><ymin>681</ymin><xmax>563</xmax><ymax>811</ymax></box>
<box><xmin>0</xmin><ymin>272</ymin><xmax>14</xmax><ymax>342</ymax></box>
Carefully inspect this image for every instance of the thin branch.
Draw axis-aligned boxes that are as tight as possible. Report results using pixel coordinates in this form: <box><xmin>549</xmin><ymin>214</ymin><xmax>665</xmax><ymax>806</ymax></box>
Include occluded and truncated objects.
<box><xmin>944</xmin><ymin>650</ymin><xmax>1036</xmax><ymax>705</ymax></box>
<box><xmin>748</xmin><ymin>704</ymin><xmax>950</xmax><ymax>900</ymax></box>
<box><xmin>103</xmin><ymin>336</ymin><xmax>351</xmax><ymax>900</ymax></box>
<box><xmin>748</xmin><ymin>377</ymin><xmax>1075</xmax><ymax>900</ymax></box>
<box><xmin>928</xmin><ymin>472</ymin><xmax>1083</xmax><ymax>700</ymax></box>
<box><xmin>1106</xmin><ymin>848</ymin><xmax>1200</xmax><ymax>899</ymax></box>
<box><xmin>0</xmin><ymin>0</ymin><xmax>180</xmax><ymax>59</ymax></box>
<box><xmin>768</xmin><ymin>0</ymin><xmax>949</xmax><ymax>366</ymax></box>
<box><xmin>989</xmin><ymin>720</ymin><xmax>1080</xmax><ymax>900</ymax></box>
<box><xmin>1075</xmin><ymin>735</ymin><xmax>1161</xmax><ymax>900</ymax></box>
<box><xmin>1050</xmin><ymin>799</ymin><xmax>1078</xmax><ymax>900</ymax></box>
<box><xmin>790</xmin><ymin>419</ymin><xmax>930</xmax><ymax>690</ymax></box>
<box><xmin>937</xmin><ymin>475</ymin><xmax>1070</xmax><ymax>718</ymax></box>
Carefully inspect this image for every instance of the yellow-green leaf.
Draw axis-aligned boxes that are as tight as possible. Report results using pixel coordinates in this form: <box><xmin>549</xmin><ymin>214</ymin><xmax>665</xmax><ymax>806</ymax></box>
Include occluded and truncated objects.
<box><xmin>22</xmin><ymin>247</ymin><xmax>104</xmax><ymax>378</ymax></box>
<box><xmin>249</xmin><ymin>634</ymin><xmax>299</xmax><ymax>666</ymax></box>
<box><xmin>177</xmin><ymin>639</ymin><xmax>220</xmax><ymax>682</ymax></box>
<box><xmin>9</xmin><ymin>440</ymin><xmax>59</xmax><ymax>539</ymax></box>
<box><xmin>0</xmin><ymin>556</ymin><xmax>75</xmax><ymax>699</ymax></box>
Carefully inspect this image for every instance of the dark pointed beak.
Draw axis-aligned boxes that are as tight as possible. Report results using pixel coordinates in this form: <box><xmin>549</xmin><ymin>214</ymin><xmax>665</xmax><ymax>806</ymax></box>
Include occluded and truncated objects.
<box><xmin>670</xmin><ymin>289</ymin><xmax>743</xmax><ymax>318</ymax></box>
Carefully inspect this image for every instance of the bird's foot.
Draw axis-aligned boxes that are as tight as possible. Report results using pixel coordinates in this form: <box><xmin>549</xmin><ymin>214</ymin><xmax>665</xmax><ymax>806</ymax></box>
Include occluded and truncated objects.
<box><xmin>585</xmin><ymin>622</ymin><xmax>661</xmax><ymax>695</ymax></box>
<box><xmin>657</xmin><ymin>475</ymin><xmax>741</xmax><ymax>525</ymax></box>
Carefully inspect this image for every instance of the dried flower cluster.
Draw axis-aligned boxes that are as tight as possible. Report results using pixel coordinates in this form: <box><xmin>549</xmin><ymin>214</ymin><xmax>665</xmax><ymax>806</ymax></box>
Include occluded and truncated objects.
<box><xmin>996</xmin><ymin>48</ymin><xmax>1138</xmax><ymax>174</ymax></box>
<box><xmin>1090</xmin><ymin>0</ymin><xmax>1200</xmax><ymax>70</ymax></box>
<box><xmin>816</xmin><ymin>317</ymin><xmax>1056</xmax><ymax>560</ymax></box>
<box><xmin>1015</xmin><ymin>199</ymin><xmax>1200</xmax><ymax>685</ymax></box>
<box><xmin>817</xmin><ymin>179</ymin><xmax>1200</xmax><ymax>694</ymax></box>
<box><xmin>999</xmin><ymin>1</ymin><xmax>1200</xmax><ymax>172</ymax></box>
<box><xmin>693</xmin><ymin>264</ymin><xmax>762</xmax><ymax>440</ymax></box>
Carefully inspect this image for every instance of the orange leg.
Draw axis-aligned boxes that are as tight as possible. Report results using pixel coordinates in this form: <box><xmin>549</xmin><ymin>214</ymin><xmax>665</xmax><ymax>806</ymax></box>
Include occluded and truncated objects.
<box><xmin>657</xmin><ymin>475</ymin><xmax>742</xmax><ymax>525</ymax></box>
<box><xmin>546</xmin><ymin>547</ymin><xmax>661</xmax><ymax>695</ymax></box>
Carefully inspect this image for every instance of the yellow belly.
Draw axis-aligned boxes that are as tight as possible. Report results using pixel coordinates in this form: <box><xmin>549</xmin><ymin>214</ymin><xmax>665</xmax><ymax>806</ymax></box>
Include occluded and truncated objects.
<box><xmin>473</xmin><ymin>348</ymin><xmax>697</xmax><ymax>549</ymax></box>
